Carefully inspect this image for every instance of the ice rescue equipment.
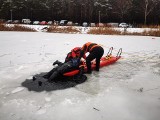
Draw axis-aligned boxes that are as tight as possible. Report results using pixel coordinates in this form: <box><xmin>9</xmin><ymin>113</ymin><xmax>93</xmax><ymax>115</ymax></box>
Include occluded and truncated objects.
<box><xmin>63</xmin><ymin>47</ymin><xmax>122</xmax><ymax>76</ymax></box>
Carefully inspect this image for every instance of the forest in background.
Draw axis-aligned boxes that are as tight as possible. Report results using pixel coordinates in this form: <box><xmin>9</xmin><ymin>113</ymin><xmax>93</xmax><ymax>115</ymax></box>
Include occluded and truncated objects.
<box><xmin>0</xmin><ymin>0</ymin><xmax>160</xmax><ymax>25</ymax></box>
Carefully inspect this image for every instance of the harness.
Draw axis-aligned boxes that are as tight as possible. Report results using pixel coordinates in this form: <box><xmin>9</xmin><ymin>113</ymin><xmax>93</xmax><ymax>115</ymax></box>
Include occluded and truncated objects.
<box><xmin>83</xmin><ymin>42</ymin><xmax>100</xmax><ymax>53</ymax></box>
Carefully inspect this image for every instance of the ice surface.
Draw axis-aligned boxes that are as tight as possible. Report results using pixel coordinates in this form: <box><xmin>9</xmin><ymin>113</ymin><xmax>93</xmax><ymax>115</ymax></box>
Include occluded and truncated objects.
<box><xmin>11</xmin><ymin>87</ymin><xmax>24</xmax><ymax>94</ymax></box>
<box><xmin>0</xmin><ymin>31</ymin><xmax>160</xmax><ymax>120</ymax></box>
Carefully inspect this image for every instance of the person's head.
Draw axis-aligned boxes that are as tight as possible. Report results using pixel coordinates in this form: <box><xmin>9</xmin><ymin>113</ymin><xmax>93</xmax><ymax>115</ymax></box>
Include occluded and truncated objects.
<box><xmin>71</xmin><ymin>47</ymin><xmax>81</xmax><ymax>57</ymax></box>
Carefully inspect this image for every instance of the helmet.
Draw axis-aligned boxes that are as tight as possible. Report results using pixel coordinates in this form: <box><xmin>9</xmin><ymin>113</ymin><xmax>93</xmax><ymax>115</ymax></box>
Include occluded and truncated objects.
<box><xmin>71</xmin><ymin>47</ymin><xmax>81</xmax><ymax>57</ymax></box>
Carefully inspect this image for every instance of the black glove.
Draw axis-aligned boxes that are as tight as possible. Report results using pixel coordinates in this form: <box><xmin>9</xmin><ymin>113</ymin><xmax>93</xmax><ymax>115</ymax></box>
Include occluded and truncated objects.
<box><xmin>53</xmin><ymin>60</ymin><xmax>63</xmax><ymax>66</ymax></box>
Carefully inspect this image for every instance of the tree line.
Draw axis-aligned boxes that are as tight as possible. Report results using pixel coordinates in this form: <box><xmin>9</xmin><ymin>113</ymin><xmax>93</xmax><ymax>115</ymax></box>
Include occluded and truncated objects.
<box><xmin>0</xmin><ymin>0</ymin><xmax>160</xmax><ymax>25</ymax></box>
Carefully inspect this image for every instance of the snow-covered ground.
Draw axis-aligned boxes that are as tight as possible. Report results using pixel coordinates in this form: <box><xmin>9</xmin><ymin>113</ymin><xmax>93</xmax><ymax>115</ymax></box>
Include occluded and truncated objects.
<box><xmin>0</xmin><ymin>31</ymin><xmax>160</xmax><ymax>120</ymax></box>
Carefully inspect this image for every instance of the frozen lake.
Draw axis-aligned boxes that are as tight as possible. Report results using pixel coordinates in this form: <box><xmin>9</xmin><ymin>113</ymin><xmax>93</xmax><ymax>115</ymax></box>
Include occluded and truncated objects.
<box><xmin>0</xmin><ymin>31</ymin><xmax>160</xmax><ymax>120</ymax></box>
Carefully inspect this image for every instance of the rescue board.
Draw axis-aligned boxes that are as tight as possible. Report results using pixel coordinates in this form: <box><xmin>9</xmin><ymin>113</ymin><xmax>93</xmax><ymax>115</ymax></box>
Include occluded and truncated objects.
<box><xmin>63</xmin><ymin>47</ymin><xmax>122</xmax><ymax>76</ymax></box>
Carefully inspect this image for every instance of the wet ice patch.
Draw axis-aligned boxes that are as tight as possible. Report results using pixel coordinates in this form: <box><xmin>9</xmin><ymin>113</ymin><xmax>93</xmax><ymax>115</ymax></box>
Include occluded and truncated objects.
<box><xmin>102</xmin><ymin>60</ymin><xmax>144</xmax><ymax>81</ymax></box>
<box><xmin>111</xmin><ymin>51</ymin><xmax>160</xmax><ymax>81</ymax></box>
<box><xmin>11</xmin><ymin>87</ymin><xmax>24</xmax><ymax>94</ymax></box>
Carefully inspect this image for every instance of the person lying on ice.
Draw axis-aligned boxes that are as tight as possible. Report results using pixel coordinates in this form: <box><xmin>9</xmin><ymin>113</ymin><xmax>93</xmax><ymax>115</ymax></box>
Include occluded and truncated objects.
<box><xmin>43</xmin><ymin>47</ymin><xmax>86</xmax><ymax>82</ymax></box>
<box><xmin>79</xmin><ymin>42</ymin><xmax>104</xmax><ymax>74</ymax></box>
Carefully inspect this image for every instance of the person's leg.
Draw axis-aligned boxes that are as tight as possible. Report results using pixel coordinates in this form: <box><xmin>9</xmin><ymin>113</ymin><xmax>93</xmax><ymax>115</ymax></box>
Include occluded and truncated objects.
<box><xmin>44</xmin><ymin>61</ymin><xmax>63</xmax><ymax>79</ymax></box>
<box><xmin>78</xmin><ymin>66</ymin><xmax>84</xmax><ymax>76</ymax></box>
<box><xmin>48</xmin><ymin>65</ymin><xmax>66</xmax><ymax>82</ymax></box>
<box><xmin>95</xmin><ymin>58</ymin><xmax>100</xmax><ymax>71</ymax></box>
<box><xmin>86</xmin><ymin>52</ymin><xmax>96</xmax><ymax>73</ymax></box>
<box><xmin>95</xmin><ymin>47</ymin><xmax>104</xmax><ymax>71</ymax></box>
<box><xmin>48</xmin><ymin>71</ymin><xmax>59</xmax><ymax>82</ymax></box>
<box><xmin>64</xmin><ymin>52</ymin><xmax>72</xmax><ymax>63</ymax></box>
<box><xmin>43</xmin><ymin>67</ymin><xmax>57</xmax><ymax>79</ymax></box>
<box><xmin>48</xmin><ymin>62</ymin><xmax>74</xmax><ymax>82</ymax></box>
<box><xmin>57</xmin><ymin>62</ymin><xmax>74</xmax><ymax>74</ymax></box>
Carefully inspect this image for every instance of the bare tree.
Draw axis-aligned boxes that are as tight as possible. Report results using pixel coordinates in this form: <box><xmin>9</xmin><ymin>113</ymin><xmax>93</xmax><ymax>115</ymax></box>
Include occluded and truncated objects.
<box><xmin>112</xmin><ymin>0</ymin><xmax>132</xmax><ymax>22</ymax></box>
<box><xmin>0</xmin><ymin>0</ymin><xmax>160</xmax><ymax>24</ymax></box>
<box><xmin>140</xmin><ymin>0</ymin><xmax>160</xmax><ymax>24</ymax></box>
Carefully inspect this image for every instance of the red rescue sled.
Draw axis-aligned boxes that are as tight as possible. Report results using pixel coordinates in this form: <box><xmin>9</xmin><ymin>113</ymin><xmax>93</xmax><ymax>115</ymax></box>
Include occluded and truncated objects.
<box><xmin>63</xmin><ymin>47</ymin><xmax>122</xmax><ymax>77</ymax></box>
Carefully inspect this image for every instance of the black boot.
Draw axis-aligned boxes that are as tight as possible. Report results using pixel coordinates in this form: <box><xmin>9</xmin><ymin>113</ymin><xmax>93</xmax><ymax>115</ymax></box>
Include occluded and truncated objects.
<box><xmin>32</xmin><ymin>76</ymin><xmax>36</xmax><ymax>81</ymax></box>
<box><xmin>86</xmin><ymin>60</ymin><xmax>92</xmax><ymax>74</ymax></box>
<box><xmin>95</xmin><ymin>68</ymin><xmax>99</xmax><ymax>71</ymax></box>
<box><xmin>53</xmin><ymin>60</ymin><xmax>62</xmax><ymax>66</ymax></box>
<box><xmin>95</xmin><ymin>63</ymin><xmax>100</xmax><ymax>71</ymax></box>
<box><xmin>86</xmin><ymin>70</ymin><xmax>92</xmax><ymax>74</ymax></box>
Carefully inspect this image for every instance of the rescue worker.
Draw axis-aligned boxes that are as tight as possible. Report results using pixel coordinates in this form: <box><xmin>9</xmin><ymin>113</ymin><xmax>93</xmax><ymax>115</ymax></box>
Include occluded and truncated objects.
<box><xmin>79</xmin><ymin>42</ymin><xmax>104</xmax><ymax>74</ymax></box>
<box><xmin>52</xmin><ymin>47</ymin><xmax>86</xmax><ymax>65</ymax></box>
<box><xmin>43</xmin><ymin>47</ymin><xmax>85</xmax><ymax>82</ymax></box>
<box><xmin>65</xmin><ymin>47</ymin><xmax>86</xmax><ymax>62</ymax></box>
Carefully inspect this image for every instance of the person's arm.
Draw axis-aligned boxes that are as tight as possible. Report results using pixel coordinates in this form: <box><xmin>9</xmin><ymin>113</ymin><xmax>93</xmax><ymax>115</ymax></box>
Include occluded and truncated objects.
<box><xmin>79</xmin><ymin>44</ymin><xmax>87</xmax><ymax>58</ymax></box>
<box><xmin>79</xmin><ymin>50</ymin><xmax>84</xmax><ymax>58</ymax></box>
<box><xmin>65</xmin><ymin>52</ymin><xmax>72</xmax><ymax>63</ymax></box>
<box><xmin>83</xmin><ymin>54</ymin><xmax>86</xmax><ymax>59</ymax></box>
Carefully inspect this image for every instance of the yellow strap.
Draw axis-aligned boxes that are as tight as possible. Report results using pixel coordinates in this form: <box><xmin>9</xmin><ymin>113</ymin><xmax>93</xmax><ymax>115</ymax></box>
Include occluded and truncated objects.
<box><xmin>105</xmin><ymin>55</ymin><xmax>111</xmax><ymax>60</ymax></box>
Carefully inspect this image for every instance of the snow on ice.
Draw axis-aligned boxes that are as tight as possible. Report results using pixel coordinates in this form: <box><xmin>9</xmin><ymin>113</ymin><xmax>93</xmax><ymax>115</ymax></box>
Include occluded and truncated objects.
<box><xmin>0</xmin><ymin>31</ymin><xmax>160</xmax><ymax>120</ymax></box>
